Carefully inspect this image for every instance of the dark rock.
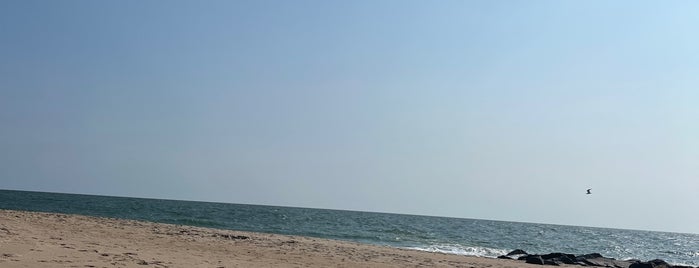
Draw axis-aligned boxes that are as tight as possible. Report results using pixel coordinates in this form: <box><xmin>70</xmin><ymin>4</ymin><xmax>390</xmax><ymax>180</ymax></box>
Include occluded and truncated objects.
<box><xmin>542</xmin><ymin>254</ymin><xmax>577</xmax><ymax>264</ymax></box>
<box><xmin>507</xmin><ymin>251</ymin><xmax>679</xmax><ymax>268</ymax></box>
<box><xmin>629</xmin><ymin>261</ymin><xmax>654</xmax><ymax>268</ymax></box>
<box><xmin>542</xmin><ymin>253</ymin><xmax>574</xmax><ymax>260</ymax></box>
<box><xmin>575</xmin><ymin>253</ymin><xmax>628</xmax><ymax>267</ymax></box>
<box><xmin>577</xmin><ymin>257</ymin><xmax>634</xmax><ymax>268</ymax></box>
<box><xmin>507</xmin><ymin>249</ymin><xmax>528</xmax><ymax>256</ymax></box>
<box><xmin>544</xmin><ymin>259</ymin><xmax>561</xmax><ymax>266</ymax></box>
<box><xmin>497</xmin><ymin>255</ymin><xmax>513</xmax><ymax>259</ymax></box>
<box><xmin>575</xmin><ymin>258</ymin><xmax>597</xmax><ymax>266</ymax></box>
<box><xmin>526</xmin><ymin>255</ymin><xmax>545</xmax><ymax>265</ymax></box>
<box><xmin>137</xmin><ymin>260</ymin><xmax>148</xmax><ymax>265</ymax></box>
<box><xmin>577</xmin><ymin>253</ymin><xmax>605</xmax><ymax>260</ymax></box>
<box><xmin>649</xmin><ymin>259</ymin><xmax>672</xmax><ymax>268</ymax></box>
<box><xmin>629</xmin><ymin>259</ymin><xmax>672</xmax><ymax>268</ymax></box>
<box><xmin>560</xmin><ymin>255</ymin><xmax>577</xmax><ymax>265</ymax></box>
<box><xmin>541</xmin><ymin>253</ymin><xmax>576</xmax><ymax>265</ymax></box>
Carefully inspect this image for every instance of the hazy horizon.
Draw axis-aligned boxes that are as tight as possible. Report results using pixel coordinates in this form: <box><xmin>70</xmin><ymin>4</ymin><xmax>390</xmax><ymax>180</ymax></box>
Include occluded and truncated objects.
<box><xmin>2</xmin><ymin>1</ymin><xmax>698</xmax><ymax>234</ymax></box>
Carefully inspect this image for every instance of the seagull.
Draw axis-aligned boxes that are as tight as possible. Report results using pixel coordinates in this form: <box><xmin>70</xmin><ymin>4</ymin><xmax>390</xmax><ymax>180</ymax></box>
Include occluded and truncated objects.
<box><xmin>586</xmin><ymin>189</ymin><xmax>592</xmax><ymax>195</ymax></box>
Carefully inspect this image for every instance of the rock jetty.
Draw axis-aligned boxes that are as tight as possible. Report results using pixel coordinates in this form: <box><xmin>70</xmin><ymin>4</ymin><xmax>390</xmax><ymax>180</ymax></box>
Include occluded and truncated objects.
<box><xmin>497</xmin><ymin>250</ymin><xmax>695</xmax><ymax>268</ymax></box>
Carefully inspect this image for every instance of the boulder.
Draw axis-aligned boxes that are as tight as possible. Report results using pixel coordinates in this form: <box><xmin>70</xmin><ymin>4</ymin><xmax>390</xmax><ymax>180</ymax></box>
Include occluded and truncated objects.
<box><xmin>629</xmin><ymin>259</ymin><xmax>672</xmax><ymax>268</ymax></box>
<box><xmin>587</xmin><ymin>258</ymin><xmax>633</xmax><ymax>268</ymax></box>
<box><xmin>577</xmin><ymin>253</ymin><xmax>604</xmax><ymax>260</ymax></box>
<box><xmin>526</xmin><ymin>255</ymin><xmax>545</xmax><ymax>265</ymax></box>
<box><xmin>544</xmin><ymin>259</ymin><xmax>561</xmax><ymax>266</ymax></box>
<box><xmin>506</xmin><ymin>251</ymin><xmax>684</xmax><ymax>268</ymax></box>
<box><xmin>574</xmin><ymin>253</ymin><xmax>635</xmax><ymax>268</ymax></box>
<box><xmin>540</xmin><ymin>253</ymin><xmax>576</xmax><ymax>265</ymax></box>
<box><xmin>507</xmin><ymin>249</ymin><xmax>528</xmax><ymax>256</ymax></box>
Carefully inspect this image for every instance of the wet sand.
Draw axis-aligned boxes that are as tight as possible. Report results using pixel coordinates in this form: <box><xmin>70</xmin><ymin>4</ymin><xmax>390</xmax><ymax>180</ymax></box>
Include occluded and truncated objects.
<box><xmin>0</xmin><ymin>209</ymin><xmax>561</xmax><ymax>267</ymax></box>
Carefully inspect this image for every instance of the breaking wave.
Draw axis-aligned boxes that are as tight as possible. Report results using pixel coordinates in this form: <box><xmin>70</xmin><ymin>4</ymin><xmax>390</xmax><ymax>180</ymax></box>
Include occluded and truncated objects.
<box><xmin>405</xmin><ymin>244</ymin><xmax>508</xmax><ymax>258</ymax></box>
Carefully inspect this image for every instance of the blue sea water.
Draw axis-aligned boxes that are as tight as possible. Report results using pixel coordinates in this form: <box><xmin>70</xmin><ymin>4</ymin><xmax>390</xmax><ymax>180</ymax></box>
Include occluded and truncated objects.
<box><xmin>1</xmin><ymin>189</ymin><xmax>697</xmax><ymax>266</ymax></box>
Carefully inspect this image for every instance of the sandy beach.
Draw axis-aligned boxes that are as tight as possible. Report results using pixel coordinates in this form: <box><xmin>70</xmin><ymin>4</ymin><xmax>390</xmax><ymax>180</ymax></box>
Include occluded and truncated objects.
<box><xmin>0</xmin><ymin>209</ymin><xmax>560</xmax><ymax>268</ymax></box>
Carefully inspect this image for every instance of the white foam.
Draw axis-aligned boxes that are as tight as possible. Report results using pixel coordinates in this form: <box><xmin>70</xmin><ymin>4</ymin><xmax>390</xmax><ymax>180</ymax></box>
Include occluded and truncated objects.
<box><xmin>405</xmin><ymin>244</ymin><xmax>508</xmax><ymax>258</ymax></box>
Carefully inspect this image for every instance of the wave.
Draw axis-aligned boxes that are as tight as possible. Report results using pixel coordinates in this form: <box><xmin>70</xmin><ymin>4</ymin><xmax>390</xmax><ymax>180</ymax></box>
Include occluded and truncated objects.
<box><xmin>405</xmin><ymin>244</ymin><xmax>508</xmax><ymax>258</ymax></box>
<box><xmin>660</xmin><ymin>250</ymin><xmax>699</xmax><ymax>257</ymax></box>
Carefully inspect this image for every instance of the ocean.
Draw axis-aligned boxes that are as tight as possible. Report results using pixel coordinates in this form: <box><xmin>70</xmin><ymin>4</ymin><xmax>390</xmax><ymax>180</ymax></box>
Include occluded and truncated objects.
<box><xmin>1</xmin><ymin>189</ymin><xmax>697</xmax><ymax>266</ymax></box>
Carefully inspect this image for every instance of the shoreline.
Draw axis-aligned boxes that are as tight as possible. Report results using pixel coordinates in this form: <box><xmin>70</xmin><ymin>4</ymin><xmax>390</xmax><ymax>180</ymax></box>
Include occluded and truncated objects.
<box><xmin>0</xmin><ymin>209</ymin><xmax>553</xmax><ymax>267</ymax></box>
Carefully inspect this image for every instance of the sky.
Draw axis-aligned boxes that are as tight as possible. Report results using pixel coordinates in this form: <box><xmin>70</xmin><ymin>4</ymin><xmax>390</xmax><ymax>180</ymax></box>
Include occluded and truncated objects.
<box><xmin>1</xmin><ymin>1</ymin><xmax>698</xmax><ymax>234</ymax></box>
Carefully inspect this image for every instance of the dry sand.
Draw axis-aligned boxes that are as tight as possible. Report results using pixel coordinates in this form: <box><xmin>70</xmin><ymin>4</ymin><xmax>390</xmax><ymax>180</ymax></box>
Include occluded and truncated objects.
<box><xmin>0</xmin><ymin>209</ymin><xmax>562</xmax><ymax>267</ymax></box>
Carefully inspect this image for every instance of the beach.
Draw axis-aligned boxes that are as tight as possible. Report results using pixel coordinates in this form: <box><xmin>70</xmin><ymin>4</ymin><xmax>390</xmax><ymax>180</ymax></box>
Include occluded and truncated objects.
<box><xmin>0</xmin><ymin>209</ymin><xmax>554</xmax><ymax>268</ymax></box>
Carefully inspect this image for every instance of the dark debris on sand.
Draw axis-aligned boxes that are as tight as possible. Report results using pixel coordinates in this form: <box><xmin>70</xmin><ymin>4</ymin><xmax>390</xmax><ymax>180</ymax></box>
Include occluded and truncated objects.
<box><xmin>213</xmin><ymin>233</ymin><xmax>249</xmax><ymax>240</ymax></box>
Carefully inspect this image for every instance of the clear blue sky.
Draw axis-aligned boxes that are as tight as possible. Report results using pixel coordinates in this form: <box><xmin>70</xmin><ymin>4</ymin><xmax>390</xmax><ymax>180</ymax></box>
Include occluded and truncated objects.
<box><xmin>2</xmin><ymin>1</ymin><xmax>698</xmax><ymax>234</ymax></box>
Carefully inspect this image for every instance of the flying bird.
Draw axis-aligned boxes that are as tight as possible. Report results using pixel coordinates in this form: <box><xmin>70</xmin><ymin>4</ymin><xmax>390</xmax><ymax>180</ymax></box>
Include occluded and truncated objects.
<box><xmin>586</xmin><ymin>189</ymin><xmax>592</xmax><ymax>195</ymax></box>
